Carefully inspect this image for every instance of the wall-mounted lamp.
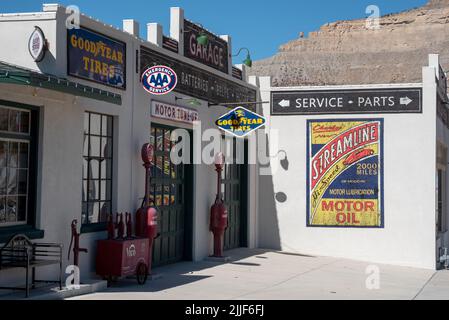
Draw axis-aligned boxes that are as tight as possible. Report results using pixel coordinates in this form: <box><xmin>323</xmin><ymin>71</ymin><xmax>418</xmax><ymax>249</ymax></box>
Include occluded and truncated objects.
<box><xmin>264</xmin><ymin>149</ymin><xmax>289</xmax><ymax>171</ymax></box>
<box><xmin>233</xmin><ymin>48</ymin><xmax>252</xmax><ymax>68</ymax></box>
<box><xmin>183</xmin><ymin>23</ymin><xmax>209</xmax><ymax>46</ymax></box>
<box><xmin>196</xmin><ymin>32</ymin><xmax>209</xmax><ymax>46</ymax></box>
<box><xmin>273</xmin><ymin>151</ymin><xmax>289</xmax><ymax>203</ymax></box>
<box><xmin>274</xmin><ymin>150</ymin><xmax>289</xmax><ymax>171</ymax></box>
<box><xmin>275</xmin><ymin>192</ymin><xmax>288</xmax><ymax>203</ymax></box>
<box><xmin>175</xmin><ymin>96</ymin><xmax>202</xmax><ymax>107</ymax></box>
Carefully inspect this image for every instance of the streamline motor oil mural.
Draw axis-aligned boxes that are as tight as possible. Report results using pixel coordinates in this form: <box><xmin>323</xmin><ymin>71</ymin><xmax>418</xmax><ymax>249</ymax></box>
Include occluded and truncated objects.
<box><xmin>307</xmin><ymin>119</ymin><xmax>384</xmax><ymax>228</ymax></box>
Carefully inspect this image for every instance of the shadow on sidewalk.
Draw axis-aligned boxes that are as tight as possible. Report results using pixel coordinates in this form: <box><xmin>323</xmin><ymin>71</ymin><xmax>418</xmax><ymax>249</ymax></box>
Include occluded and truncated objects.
<box><xmin>103</xmin><ymin>248</ymin><xmax>280</xmax><ymax>293</ymax></box>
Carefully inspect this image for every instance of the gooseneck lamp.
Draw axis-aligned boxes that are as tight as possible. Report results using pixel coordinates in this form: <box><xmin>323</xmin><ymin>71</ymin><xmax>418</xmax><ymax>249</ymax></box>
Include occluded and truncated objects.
<box><xmin>196</xmin><ymin>32</ymin><xmax>209</xmax><ymax>46</ymax></box>
<box><xmin>184</xmin><ymin>22</ymin><xmax>210</xmax><ymax>46</ymax></box>
<box><xmin>233</xmin><ymin>48</ymin><xmax>253</xmax><ymax>68</ymax></box>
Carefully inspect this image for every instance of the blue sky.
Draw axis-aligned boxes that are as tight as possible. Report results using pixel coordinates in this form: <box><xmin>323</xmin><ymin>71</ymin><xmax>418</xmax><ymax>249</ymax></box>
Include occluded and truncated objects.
<box><xmin>1</xmin><ymin>0</ymin><xmax>428</xmax><ymax>60</ymax></box>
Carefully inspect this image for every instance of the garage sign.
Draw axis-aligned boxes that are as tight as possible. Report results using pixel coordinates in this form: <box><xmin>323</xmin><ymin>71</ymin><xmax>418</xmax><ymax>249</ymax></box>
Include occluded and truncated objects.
<box><xmin>307</xmin><ymin>119</ymin><xmax>384</xmax><ymax>228</ymax></box>
<box><xmin>216</xmin><ymin>107</ymin><xmax>266</xmax><ymax>138</ymax></box>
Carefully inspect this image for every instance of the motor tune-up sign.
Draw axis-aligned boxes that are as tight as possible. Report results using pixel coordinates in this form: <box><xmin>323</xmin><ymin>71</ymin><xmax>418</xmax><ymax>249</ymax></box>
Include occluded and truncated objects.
<box><xmin>216</xmin><ymin>107</ymin><xmax>266</xmax><ymax>138</ymax></box>
<box><xmin>151</xmin><ymin>101</ymin><xmax>199</xmax><ymax>125</ymax></box>
<box><xmin>307</xmin><ymin>119</ymin><xmax>384</xmax><ymax>228</ymax></box>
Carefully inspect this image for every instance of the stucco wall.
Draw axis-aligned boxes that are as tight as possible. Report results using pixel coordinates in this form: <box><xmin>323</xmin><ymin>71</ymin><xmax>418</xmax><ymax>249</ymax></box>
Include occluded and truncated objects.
<box><xmin>257</xmin><ymin>67</ymin><xmax>438</xmax><ymax>269</ymax></box>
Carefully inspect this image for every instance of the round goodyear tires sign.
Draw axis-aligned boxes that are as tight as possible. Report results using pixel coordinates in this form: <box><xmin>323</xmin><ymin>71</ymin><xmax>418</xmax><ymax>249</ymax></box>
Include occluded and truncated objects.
<box><xmin>141</xmin><ymin>65</ymin><xmax>178</xmax><ymax>95</ymax></box>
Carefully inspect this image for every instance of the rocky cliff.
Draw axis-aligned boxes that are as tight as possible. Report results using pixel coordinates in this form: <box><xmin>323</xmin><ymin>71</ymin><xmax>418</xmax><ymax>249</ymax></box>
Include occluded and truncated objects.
<box><xmin>249</xmin><ymin>0</ymin><xmax>449</xmax><ymax>86</ymax></box>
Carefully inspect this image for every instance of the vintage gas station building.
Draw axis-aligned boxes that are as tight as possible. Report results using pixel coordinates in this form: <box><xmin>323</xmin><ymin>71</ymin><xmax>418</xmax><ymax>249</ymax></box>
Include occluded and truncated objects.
<box><xmin>0</xmin><ymin>3</ymin><xmax>448</xmax><ymax>294</ymax></box>
<box><xmin>0</xmin><ymin>4</ymin><xmax>259</xmax><ymax>287</ymax></box>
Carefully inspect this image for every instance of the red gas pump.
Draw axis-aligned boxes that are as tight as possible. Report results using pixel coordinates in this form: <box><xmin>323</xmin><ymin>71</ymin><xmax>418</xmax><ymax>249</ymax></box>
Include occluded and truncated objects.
<box><xmin>115</xmin><ymin>213</ymin><xmax>124</xmax><ymax>239</ymax></box>
<box><xmin>107</xmin><ymin>213</ymin><xmax>115</xmax><ymax>240</ymax></box>
<box><xmin>210</xmin><ymin>153</ymin><xmax>228</xmax><ymax>258</ymax></box>
<box><xmin>68</xmin><ymin>219</ymin><xmax>88</xmax><ymax>267</ymax></box>
<box><xmin>135</xmin><ymin>143</ymin><xmax>159</xmax><ymax>274</ymax></box>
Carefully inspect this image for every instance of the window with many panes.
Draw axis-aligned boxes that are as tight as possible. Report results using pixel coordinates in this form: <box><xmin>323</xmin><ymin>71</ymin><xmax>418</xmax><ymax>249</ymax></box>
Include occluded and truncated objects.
<box><xmin>82</xmin><ymin>112</ymin><xmax>113</xmax><ymax>226</ymax></box>
<box><xmin>0</xmin><ymin>105</ymin><xmax>32</xmax><ymax>227</ymax></box>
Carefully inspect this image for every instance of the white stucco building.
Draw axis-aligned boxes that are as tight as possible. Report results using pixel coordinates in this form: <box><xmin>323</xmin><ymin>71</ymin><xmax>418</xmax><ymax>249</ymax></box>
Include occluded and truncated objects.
<box><xmin>0</xmin><ymin>2</ymin><xmax>448</xmax><ymax>298</ymax></box>
<box><xmin>0</xmin><ymin>4</ymin><xmax>260</xmax><ymax>291</ymax></box>
<box><xmin>257</xmin><ymin>54</ymin><xmax>449</xmax><ymax>270</ymax></box>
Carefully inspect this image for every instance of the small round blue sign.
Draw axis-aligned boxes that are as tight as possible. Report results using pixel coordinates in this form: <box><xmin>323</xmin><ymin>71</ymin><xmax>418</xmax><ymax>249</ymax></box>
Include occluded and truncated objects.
<box><xmin>141</xmin><ymin>65</ymin><xmax>178</xmax><ymax>95</ymax></box>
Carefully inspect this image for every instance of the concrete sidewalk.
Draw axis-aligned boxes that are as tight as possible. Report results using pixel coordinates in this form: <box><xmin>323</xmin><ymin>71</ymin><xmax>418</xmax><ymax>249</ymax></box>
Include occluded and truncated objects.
<box><xmin>69</xmin><ymin>249</ymin><xmax>449</xmax><ymax>300</ymax></box>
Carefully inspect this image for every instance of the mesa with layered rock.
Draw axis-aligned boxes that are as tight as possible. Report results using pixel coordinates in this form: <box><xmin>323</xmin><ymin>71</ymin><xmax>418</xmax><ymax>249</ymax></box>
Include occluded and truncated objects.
<box><xmin>249</xmin><ymin>0</ymin><xmax>449</xmax><ymax>87</ymax></box>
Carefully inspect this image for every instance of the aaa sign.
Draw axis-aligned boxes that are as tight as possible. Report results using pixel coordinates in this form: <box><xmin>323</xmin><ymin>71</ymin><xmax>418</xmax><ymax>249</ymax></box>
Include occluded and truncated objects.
<box><xmin>307</xmin><ymin>119</ymin><xmax>384</xmax><ymax>228</ymax></box>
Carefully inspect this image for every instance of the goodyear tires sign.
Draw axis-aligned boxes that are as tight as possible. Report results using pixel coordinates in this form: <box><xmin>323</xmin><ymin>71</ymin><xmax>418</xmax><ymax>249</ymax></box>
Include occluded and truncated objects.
<box><xmin>216</xmin><ymin>107</ymin><xmax>266</xmax><ymax>138</ymax></box>
<box><xmin>68</xmin><ymin>27</ymin><xmax>126</xmax><ymax>89</ymax></box>
<box><xmin>307</xmin><ymin>119</ymin><xmax>384</xmax><ymax>228</ymax></box>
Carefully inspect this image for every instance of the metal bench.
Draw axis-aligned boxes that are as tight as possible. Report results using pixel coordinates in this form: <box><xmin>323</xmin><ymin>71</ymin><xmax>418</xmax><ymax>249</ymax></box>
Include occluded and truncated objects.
<box><xmin>0</xmin><ymin>234</ymin><xmax>63</xmax><ymax>298</ymax></box>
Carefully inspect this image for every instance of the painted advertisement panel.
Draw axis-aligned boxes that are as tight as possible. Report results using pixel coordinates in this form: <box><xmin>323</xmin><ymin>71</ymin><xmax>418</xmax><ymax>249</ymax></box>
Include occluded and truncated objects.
<box><xmin>307</xmin><ymin>119</ymin><xmax>384</xmax><ymax>228</ymax></box>
<box><xmin>67</xmin><ymin>27</ymin><xmax>126</xmax><ymax>89</ymax></box>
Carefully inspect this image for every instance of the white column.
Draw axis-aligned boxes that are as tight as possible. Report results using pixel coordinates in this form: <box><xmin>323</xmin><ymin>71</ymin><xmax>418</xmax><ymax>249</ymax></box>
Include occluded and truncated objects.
<box><xmin>147</xmin><ymin>23</ymin><xmax>163</xmax><ymax>47</ymax></box>
<box><xmin>123</xmin><ymin>19</ymin><xmax>140</xmax><ymax>37</ymax></box>
<box><xmin>170</xmin><ymin>7</ymin><xmax>184</xmax><ymax>54</ymax></box>
<box><xmin>220</xmin><ymin>35</ymin><xmax>232</xmax><ymax>76</ymax></box>
<box><xmin>248</xmin><ymin>75</ymin><xmax>261</xmax><ymax>249</ymax></box>
<box><xmin>423</xmin><ymin>59</ymin><xmax>439</xmax><ymax>270</ymax></box>
<box><xmin>429</xmin><ymin>53</ymin><xmax>440</xmax><ymax>78</ymax></box>
<box><xmin>42</xmin><ymin>3</ymin><xmax>60</xmax><ymax>11</ymax></box>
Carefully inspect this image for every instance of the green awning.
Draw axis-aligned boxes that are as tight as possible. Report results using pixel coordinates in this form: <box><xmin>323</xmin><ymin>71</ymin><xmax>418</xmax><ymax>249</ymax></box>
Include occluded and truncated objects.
<box><xmin>0</xmin><ymin>61</ymin><xmax>122</xmax><ymax>105</ymax></box>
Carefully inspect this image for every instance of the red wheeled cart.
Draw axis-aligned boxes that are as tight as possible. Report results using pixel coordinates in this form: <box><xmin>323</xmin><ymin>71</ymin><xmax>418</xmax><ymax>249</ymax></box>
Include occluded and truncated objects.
<box><xmin>96</xmin><ymin>144</ymin><xmax>159</xmax><ymax>286</ymax></box>
<box><xmin>96</xmin><ymin>238</ymin><xmax>150</xmax><ymax>285</ymax></box>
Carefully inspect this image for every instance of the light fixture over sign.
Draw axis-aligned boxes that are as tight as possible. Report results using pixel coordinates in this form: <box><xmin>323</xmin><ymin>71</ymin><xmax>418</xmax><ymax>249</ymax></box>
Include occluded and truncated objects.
<box><xmin>28</xmin><ymin>26</ymin><xmax>47</xmax><ymax>62</ymax></box>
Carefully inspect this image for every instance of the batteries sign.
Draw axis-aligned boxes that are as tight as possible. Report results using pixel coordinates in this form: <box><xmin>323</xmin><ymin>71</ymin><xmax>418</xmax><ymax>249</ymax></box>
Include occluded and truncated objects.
<box><xmin>216</xmin><ymin>107</ymin><xmax>266</xmax><ymax>138</ymax></box>
<box><xmin>307</xmin><ymin>119</ymin><xmax>384</xmax><ymax>228</ymax></box>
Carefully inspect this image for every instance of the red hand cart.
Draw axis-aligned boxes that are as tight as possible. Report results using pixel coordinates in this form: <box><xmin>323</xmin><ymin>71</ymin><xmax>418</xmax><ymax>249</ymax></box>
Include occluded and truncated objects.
<box><xmin>96</xmin><ymin>238</ymin><xmax>150</xmax><ymax>285</ymax></box>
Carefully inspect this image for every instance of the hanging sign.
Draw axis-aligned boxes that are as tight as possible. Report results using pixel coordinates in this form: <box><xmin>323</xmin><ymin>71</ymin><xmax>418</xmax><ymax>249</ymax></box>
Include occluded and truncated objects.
<box><xmin>216</xmin><ymin>107</ymin><xmax>266</xmax><ymax>138</ymax></box>
<box><xmin>67</xmin><ymin>27</ymin><xmax>126</xmax><ymax>89</ymax></box>
<box><xmin>142</xmin><ymin>66</ymin><xmax>178</xmax><ymax>95</ymax></box>
<box><xmin>151</xmin><ymin>101</ymin><xmax>199</xmax><ymax>124</ymax></box>
<box><xmin>28</xmin><ymin>26</ymin><xmax>47</xmax><ymax>62</ymax></box>
<box><xmin>307</xmin><ymin>119</ymin><xmax>384</xmax><ymax>228</ymax></box>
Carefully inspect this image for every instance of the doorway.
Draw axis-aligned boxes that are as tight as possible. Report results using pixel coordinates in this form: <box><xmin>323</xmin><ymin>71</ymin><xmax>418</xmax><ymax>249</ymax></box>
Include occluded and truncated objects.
<box><xmin>149</xmin><ymin>124</ymin><xmax>193</xmax><ymax>267</ymax></box>
<box><xmin>221</xmin><ymin>137</ymin><xmax>248</xmax><ymax>251</ymax></box>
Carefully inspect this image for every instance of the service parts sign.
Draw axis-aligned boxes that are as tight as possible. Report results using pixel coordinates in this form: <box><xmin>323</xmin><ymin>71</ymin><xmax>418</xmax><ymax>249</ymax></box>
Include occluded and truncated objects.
<box><xmin>307</xmin><ymin>119</ymin><xmax>384</xmax><ymax>228</ymax></box>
